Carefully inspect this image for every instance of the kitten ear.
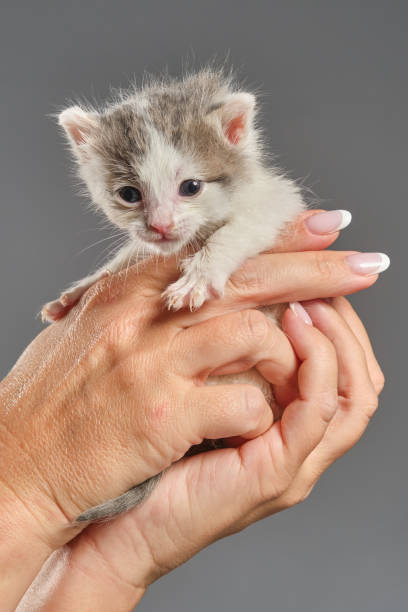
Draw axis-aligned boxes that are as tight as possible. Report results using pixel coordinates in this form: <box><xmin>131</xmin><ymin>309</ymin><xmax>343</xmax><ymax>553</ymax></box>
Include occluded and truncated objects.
<box><xmin>58</xmin><ymin>106</ymin><xmax>98</xmax><ymax>149</ymax></box>
<box><xmin>210</xmin><ymin>93</ymin><xmax>256</xmax><ymax>146</ymax></box>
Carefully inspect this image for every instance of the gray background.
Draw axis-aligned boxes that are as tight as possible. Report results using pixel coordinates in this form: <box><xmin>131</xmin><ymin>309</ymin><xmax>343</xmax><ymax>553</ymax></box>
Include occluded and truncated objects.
<box><xmin>0</xmin><ymin>1</ymin><xmax>406</xmax><ymax>610</ymax></box>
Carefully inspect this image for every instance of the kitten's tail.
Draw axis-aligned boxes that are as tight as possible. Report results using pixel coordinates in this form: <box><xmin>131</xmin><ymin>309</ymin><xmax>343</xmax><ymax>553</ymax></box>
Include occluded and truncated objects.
<box><xmin>73</xmin><ymin>473</ymin><xmax>162</xmax><ymax>524</ymax></box>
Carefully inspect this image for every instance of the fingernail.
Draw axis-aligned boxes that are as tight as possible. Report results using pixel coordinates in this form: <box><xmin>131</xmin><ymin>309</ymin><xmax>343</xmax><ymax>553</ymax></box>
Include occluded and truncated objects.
<box><xmin>289</xmin><ymin>302</ymin><xmax>313</xmax><ymax>325</ymax></box>
<box><xmin>346</xmin><ymin>252</ymin><xmax>390</xmax><ymax>275</ymax></box>
<box><xmin>305</xmin><ymin>210</ymin><xmax>352</xmax><ymax>235</ymax></box>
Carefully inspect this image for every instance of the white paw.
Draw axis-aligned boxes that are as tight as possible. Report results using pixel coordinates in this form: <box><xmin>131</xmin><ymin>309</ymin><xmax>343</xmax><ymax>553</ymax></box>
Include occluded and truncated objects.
<box><xmin>41</xmin><ymin>298</ymin><xmax>68</xmax><ymax>323</ymax></box>
<box><xmin>41</xmin><ymin>271</ymin><xmax>110</xmax><ymax>323</ymax></box>
<box><xmin>163</xmin><ymin>255</ymin><xmax>226</xmax><ymax>311</ymax></box>
<box><xmin>41</xmin><ymin>286</ymin><xmax>85</xmax><ymax>323</ymax></box>
<box><xmin>163</xmin><ymin>277</ymin><xmax>215</xmax><ymax>311</ymax></box>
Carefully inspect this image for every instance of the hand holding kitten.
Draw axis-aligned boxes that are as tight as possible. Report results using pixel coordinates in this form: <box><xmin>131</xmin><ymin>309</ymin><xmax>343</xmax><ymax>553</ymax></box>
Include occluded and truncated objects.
<box><xmin>15</xmin><ymin>215</ymin><xmax>385</xmax><ymax>610</ymax></box>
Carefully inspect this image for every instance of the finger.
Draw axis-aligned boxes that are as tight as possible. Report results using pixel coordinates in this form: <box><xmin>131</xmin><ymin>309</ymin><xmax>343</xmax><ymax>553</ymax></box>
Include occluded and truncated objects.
<box><xmin>278</xmin><ymin>304</ymin><xmax>339</xmax><ymax>462</ymax></box>
<box><xmin>302</xmin><ymin>300</ymin><xmax>372</xmax><ymax>394</ymax></box>
<box><xmin>173</xmin><ymin>250</ymin><xmax>387</xmax><ymax>329</ymax></box>
<box><xmin>173</xmin><ymin>309</ymin><xmax>297</xmax><ymax>385</ymax></box>
<box><xmin>272</xmin><ymin>300</ymin><xmax>384</xmax><ymax>497</ymax></box>
<box><xmin>302</xmin><ymin>300</ymin><xmax>379</xmax><ymax>426</ymax></box>
<box><xmin>330</xmin><ymin>296</ymin><xmax>385</xmax><ymax>395</ymax></box>
<box><xmin>229</xmin><ymin>250</ymin><xmax>386</xmax><ymax>306</ymax></box>
<box><xmin>185</xmin><ymin>384</ymin><xmax>273</xmax><ymax>441</ymax></box>
<box><xmin>225</xmin><ymin>300</ymin><xmax>383</xmax><ymax>523</ymax></box>
<box><xmin>271</xmin><ymin>209</ymin><xmax>351</xmax><ymax>253</ymax></box>
<box><xmin>237</xmin><ymin>304</ymin><xmax>338</xmax><ymax>489</ymax></box>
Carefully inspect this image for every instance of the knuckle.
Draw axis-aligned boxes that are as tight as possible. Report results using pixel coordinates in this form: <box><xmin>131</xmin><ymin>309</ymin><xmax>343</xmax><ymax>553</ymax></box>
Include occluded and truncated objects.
<box><xmin>294</xmin><ymin>489</ymin><xmax>310</xmax><ymax>506</ymax></box>
<box><xmin>113</xmin><ymin>355</ymin><xmax>140</xmax><ymax>391</ymax></box>
<box><xmin>271</xmin><ymin>477</ymin><xmax>293</xmax><ymax>501</ymax></box>
<box><xmin>100</xmin><ymin>315</ymin><xmax>146</xmax><ymax>360</ymax></box>
<box><xmin>239</xmin><ymin>309</ymin><xmax>270</xmax><ymax>346</ymax></box>
<box><xmin>283</xmin><ymin>487</ymin><xmax>310</xmax><ymax>508</ymax></box>
<box><xmin>365</xmin><ymin>390</ymin><xmax>379</xmax><ymax>419</ymax></box>
<box><xmin>81</xmin><ymin>334</ymin><xmax>119</xmax><ymax>377</ymax></box>
<box><xmin>373</xmin><ymin>371</ymin><xmax>385</xmax><ymax>396</ymax></box>
<box><xmin>228</xmin><ymin>262</ymin><xmax>260</xmax><ymax>297</ymax></box>
<box><xmin>316</xmin><ymin>390</ymin><xmax>338</xmax><ymax>424</ymax></box>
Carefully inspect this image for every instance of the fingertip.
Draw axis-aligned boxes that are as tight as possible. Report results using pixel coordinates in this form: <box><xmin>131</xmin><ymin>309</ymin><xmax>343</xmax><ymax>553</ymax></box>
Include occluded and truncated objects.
<box><xmin>275</xmin><ymin>210</ymin><xmax>340</xmax><ymax>253</ymax></box>
<box><xmin>282</xmin><ymin>302</ymin><xmax>314</xmax><ymax>333</ymax></box>
<box><xmin>304</xmin><ymin>209</ymin><xmax>352</xmax><ymax>235</ymax></box>
<box><xmin>289</xmin><ymin>302</ymin><xmax>313</xmax><ymax>325</ymax></box>
<box><xmin>282</xmin><ymin>304</ymin><xmax>311</xmax><ymax>354</ymax></box>
<box><xmin>302</xmin><ymin>212</ymin><xmax>340</xmax><ymax>248</ymax></box>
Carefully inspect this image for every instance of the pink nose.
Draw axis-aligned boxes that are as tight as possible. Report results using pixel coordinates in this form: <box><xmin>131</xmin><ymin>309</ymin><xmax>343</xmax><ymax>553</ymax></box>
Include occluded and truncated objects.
<box><xmin>150</xmin><ymin>222</ymin><xmax>174</xmax><ymax>237</ymax></box>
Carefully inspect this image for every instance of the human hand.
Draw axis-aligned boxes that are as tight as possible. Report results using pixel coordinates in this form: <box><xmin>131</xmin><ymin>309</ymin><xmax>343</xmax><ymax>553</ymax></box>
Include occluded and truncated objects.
<box><xmin>2</xmin><ymin>210</ymin><xmax>360</xmax><ymax>543</ymax></box>
<box><xmin>20</xmin><ymin>295</ymin><xmax>384</xmax><ymax>612</ymax></box>
<box><xmin>16</xmin><ymin>210</ymin><xmax>387</xmax><ymax>611</ymax></box>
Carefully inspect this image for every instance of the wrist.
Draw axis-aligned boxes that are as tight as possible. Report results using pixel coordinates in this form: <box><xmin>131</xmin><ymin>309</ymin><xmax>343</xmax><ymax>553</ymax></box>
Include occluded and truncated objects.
<box><xmin>0</xmin><ymin>375</ymin><xmax>84</xmax><ymax>541</ymax></box>
<box><xmin>0</xmin><ymin>484</ymin><xmax>60</xmax><ymax>610</ymax></box>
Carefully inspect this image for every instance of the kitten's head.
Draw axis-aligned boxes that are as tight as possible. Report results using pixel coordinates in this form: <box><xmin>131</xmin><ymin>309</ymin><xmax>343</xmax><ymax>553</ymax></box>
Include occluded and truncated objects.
<box><xmin>59</xmin><ymin>70</ymin><xmax>261</xmax><ymax>254</ymax></box>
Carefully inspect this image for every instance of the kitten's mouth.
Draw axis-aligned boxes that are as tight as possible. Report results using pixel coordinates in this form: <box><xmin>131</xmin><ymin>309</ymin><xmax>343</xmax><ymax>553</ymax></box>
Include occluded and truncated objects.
<box><xmin>141</xmin><ymin>233</ymin><xmax>183</xmax><ymax>251</ymax></box>
<box><xmin>146</xmin><ymin>235</ymin><xmax>178</xmax><ymax>244</ymax></box>
<box><xmin>136</xmin><ymin>229</ymin><xmax>190</xmax><ymax>250</ymax></box>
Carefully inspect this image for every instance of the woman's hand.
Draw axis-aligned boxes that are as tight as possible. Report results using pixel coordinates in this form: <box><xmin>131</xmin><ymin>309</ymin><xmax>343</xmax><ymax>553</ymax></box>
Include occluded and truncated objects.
<box><xmin>14</xmin><ymin>209</ymin><xmax>387</xmax><ymax>611</ymax></box>
<box><xmin>2</xmin><ymin>211</ymin><xmax>359</xmax><ymax>543</ymax></box>
<box><xmin>19</xmin><ymin>296</ymin><xmax>384</xmax><ymax>612</ymax></box>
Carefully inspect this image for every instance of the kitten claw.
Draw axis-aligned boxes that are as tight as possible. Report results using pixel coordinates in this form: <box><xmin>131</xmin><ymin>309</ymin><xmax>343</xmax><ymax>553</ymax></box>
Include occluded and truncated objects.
<box><xmin>41</xmin><ymin>300</ymin><xmax>67</xmax><ymax>323</ymax></box>
<box><xmin>163</xmin><ymin>277</ymin><xmax>222</xmax><ymax>311</ymax></box>
<box><xmin>165</xmin><ymin>293</ymin><xmax>185</xmax><ymax>311</ymax></box>
<box><xmin>163</xmin><ymin>251</ymin><xmax>226</xmax><ymax>311</ymax></box>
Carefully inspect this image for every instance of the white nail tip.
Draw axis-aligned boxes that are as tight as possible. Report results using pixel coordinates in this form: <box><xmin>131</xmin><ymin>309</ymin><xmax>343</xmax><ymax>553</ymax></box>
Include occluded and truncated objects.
<box><xmin>377</xmin><ymin>253</ymin><xmax>391</xmax><ymax>273</ymax></box>
<box><xmin>337</xmin><ymin>210</ymin><xmax>352</xmax><ymax>231</ymax></box>
<box><xmin>289</xmin><ymin>302</ymin><xmax>313</xmax><ymax>325</ymax></box>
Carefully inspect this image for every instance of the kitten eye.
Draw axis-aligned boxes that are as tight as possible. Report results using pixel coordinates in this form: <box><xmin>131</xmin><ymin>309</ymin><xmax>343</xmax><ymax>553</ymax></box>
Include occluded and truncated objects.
<box><xmin>179</xmin><ymin>179</ymin><xmax>202</xmax><ymax>197</ymax></box>
<box><xmin>118</xmin><ymin>186</ymin><xmax>142</xmax><ymax>204</ymax></box>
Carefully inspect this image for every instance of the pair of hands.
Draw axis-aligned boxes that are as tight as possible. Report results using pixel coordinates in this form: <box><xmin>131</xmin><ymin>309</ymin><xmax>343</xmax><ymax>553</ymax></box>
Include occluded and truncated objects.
<box><xmin>1</xmin><ymin>211</ymin><xmax>384</xmax><ymax>611</ymax></box>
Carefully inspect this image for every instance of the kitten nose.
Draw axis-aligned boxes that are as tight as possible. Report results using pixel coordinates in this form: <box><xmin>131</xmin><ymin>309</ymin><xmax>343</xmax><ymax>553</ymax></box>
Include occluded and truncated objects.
<box><xmin>150</xmin><ymin>222</ymin><xmax>174</xmax><ymax>237</ymax></box>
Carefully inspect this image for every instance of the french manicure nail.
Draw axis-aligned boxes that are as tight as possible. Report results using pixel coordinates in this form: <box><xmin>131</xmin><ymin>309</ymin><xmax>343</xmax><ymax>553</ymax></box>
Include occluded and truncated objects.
<box><xmin>305</xmin><ymin>210</ymin><xmax>352</xmax><ymax>235</ymax></box>
<box><xmin>346</xmin><ymin>252</ymin><xmax>390</xmax><ymax>275</ymax></box>
<box><xmin>289</xmin><ymin>302</ymin><xmax>313</xmax><ymax>325</ymax></box>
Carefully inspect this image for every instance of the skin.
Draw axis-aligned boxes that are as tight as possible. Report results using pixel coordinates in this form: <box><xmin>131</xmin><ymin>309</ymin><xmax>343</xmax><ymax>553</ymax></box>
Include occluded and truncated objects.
<box><xmin>0</xmin><ymin>211</ymin><xmax>384</xmax><ymax>611</ymax></box>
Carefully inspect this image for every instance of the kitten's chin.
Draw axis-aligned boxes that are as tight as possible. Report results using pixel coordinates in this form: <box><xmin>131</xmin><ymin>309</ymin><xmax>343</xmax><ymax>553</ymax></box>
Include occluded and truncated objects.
<box><xmin>141</xmin><ymin>236</ymin><xmax>187</xmax><ymax>255</ymax></box>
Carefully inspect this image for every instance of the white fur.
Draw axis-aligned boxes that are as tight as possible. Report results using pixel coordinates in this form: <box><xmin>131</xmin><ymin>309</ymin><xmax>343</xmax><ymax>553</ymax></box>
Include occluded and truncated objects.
<box><xmin>164</xmin><ymin>168</ymin><xmax>304</xmax><ymax>309</ymax></box>
<box><xmin>43</xmin><ymin>78</ymin><xmax>305</xmax><ymax>318</ymax></box>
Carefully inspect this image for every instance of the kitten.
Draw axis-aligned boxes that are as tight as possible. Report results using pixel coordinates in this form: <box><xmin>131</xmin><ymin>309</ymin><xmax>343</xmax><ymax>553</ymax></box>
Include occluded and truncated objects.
<box><xmin>42</xmin><ymin>68</ymin><xmax>306</xmax><ymax>523</ymax></box>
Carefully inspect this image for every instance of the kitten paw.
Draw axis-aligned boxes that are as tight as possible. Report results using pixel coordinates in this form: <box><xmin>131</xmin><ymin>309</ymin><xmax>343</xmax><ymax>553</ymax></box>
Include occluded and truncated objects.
<box><xmin>164</xmin><ymin>279</ymin><xmax>217</xmax><ymax>311</ymax></box>
<box><xmin>41</xmin><ymin>271</ymin><xmax>111</xmax><ymax>323</ymax></box>
<box><xmin>41</xmin><ymin>299</ymin><xmax>68</xmax><ymax>323</ymax></box>
<box><xmin>41</xmin><ymin>287</ymin><xmax>86</xmax><ymax>323</ymax></box>
<box><xmin>41</xmin><ymin>289</ymin><xmax>83</xmax><ymax>323</ymax></box>
<box><xmin>163</xmin><ymin>256</ymin><xmax>225</xmax><ymax>311</ymax></box>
